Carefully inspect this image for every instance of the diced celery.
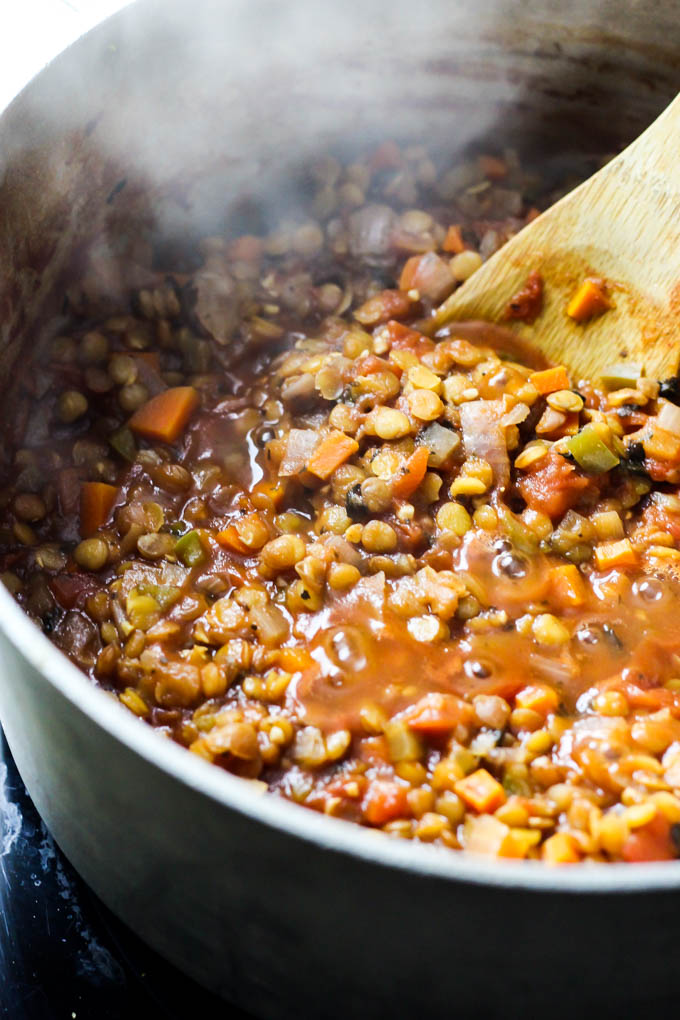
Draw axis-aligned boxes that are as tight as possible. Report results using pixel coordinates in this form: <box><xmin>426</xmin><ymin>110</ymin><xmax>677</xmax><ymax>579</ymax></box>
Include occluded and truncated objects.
<box><xmin>175</xmin><ymin>530</ymin><xmax>207</xmax><ymax>567</ymax></box>
<box><xmin>495</xmin><ymin>504</ymin><xmax>539</xmax><ymax>555</ymax></box>
<box><xmin>139</xmin><ymin>583</ymin><xmax>181</xmax><ymax>610</ymax></box>
<box><xmin>599</xmin><ymin>362</ymin><xmax>642</xmax><ymax>390</ymax></box>
<box><xmin>567</xmin><ymin>425</ymin><xmax>620</xmax><ymax>473</ymax></box>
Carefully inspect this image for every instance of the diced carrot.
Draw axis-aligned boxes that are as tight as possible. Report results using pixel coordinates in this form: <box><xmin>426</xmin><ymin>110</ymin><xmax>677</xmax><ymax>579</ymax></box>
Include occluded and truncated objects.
<box><xmin>79</xmin><ymin>481</ymin><xmax>118</xmax><ymax>538</ymax></box>
<box><xmin>622</xmin><ymin>811</ymin><xmax>675</xmax><ymax>862</ymax></box>
<box><xmin>636</xmin><ymin>423</ymin><xmax>680</xmax><ymax>464</ymax></box>
<box><xmin>542</xmin><ymin>832</ymin><xmax>581</xmax><ymax>864</ymax></box>
<box><xmin>401</xmin><ymin>692</ymin><xmax>474</xmax><ymax>735</ymax></box>
<box><xmin>454</xmin><ymin>768</ymin><xmax>506</xmax><ymax>813</ymax></box>
<box><xmin>129</xmin><ymin>386</ymin><xmax>200</xmax><ymax>444</ymax></box>
<box><xmin>549</xmin><ymin>563</ymin><xmax>587</xmax><ymax>609</ymax></box>
<box><xmin>619</xmin><ymin>684</ymin><xmax>674</xmax><ymax>712</ymax></box>
<box><xmin>526</xmin><ymin>206</ymin><xmax>541</xmax><ymax>223</ymax></box>
<box><xmin>514</xmin><ymin>684</ymin><xmax>560</xmax><ymax>717</ymax></box>
<box><xmin>442</xmin><ymin>224</ymin><xmax>465</xmax><ymax>253</ymax></box>
<box><xmin>216</xmin><ymin>525</ymin><xmax>249</xmax><ymax>554</ymax></box>
<box><xmin>594</xmin><ymin>538</ymin><xmax>638</xmax><ymax>570</ymax></box>
<box><xmin>227</xmin><ymin>235</ymin><xmax>263</xmax><ymax>261</ymax></box>
<box><xmin>567</xmin><ymin>278</ymin><xmax>611</xmax><ymax>322</ymax></box>
<box><xmin>250</xmin><ymin>478</ymin><xmax>286</xmax><ymax>511</ymax></box>
<box><xmin>357</xmin><ymin>735</ymin><xmax>391</xmax><ymax>766</ymax></box>
<box><xmin>277</xmin><ymin>647</ymin><xmax>314</xmax><ymax>673</ymax></box>
<box><xmin>501</xmin><ymin>827</ymin><xmax>542</xmax><ymax>859</ymax></box>
<box><xmin>399</xmin><ymin>255</ymin><xmax>421</xmax><ymax>292</ymax></box>
<box><xmin>362</xmin><ymin>780</ymin><xmax>409</xmax><ymax>825</ymax></box>
<box><xmin>528</xmin><ymin>365</ymin><xmax>571</xmax><ymax>395</ymax></box>
<box><xmin>478</xmin><ymin>154</ymin><xmax>508</xmax><ymax>180</ymax></box>
<box><xmin>306</xmin><ymin>431</ymin><xmax>359</xmax><ymax>480</ymax></box>
<box><xmin>390</xmin><ymin>445</ymin><xmax>430</xmax><ymax>500</ymax></box>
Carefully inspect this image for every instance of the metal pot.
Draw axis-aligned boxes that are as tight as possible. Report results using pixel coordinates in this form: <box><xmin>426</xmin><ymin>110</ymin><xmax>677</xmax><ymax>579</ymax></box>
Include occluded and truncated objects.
<box><xmin>1</xmin><ymin>2</ymin><xmax>679</xmax><ymax>1016</ymax></box>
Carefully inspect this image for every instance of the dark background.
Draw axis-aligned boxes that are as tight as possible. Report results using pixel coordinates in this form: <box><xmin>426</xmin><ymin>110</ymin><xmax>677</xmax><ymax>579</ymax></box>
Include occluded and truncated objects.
<box><xmin>0</xmin><ymin>730</ymin><xmax>251</xmax><ymax>1020</ymax></box>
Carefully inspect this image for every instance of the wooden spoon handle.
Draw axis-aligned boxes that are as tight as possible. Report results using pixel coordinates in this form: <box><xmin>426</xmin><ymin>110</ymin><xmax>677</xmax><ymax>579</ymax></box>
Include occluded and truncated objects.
<box><xmin>424</xmin><ymin>93</ymin><xmax>680</xmax><ymax>382</ymax></box>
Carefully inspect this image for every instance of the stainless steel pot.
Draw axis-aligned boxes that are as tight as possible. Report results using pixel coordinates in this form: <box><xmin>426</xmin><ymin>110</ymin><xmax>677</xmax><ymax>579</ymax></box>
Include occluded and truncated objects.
<box><xmin>1</xmin><ymin>2</ymin><xmax>680</xmax><ymax>1016</ymax></box>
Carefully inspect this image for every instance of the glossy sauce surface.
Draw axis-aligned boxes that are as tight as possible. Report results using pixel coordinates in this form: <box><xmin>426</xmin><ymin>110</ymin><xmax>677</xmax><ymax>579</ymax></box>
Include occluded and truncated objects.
<box><xmin>3</xmin><ymin>142</ymin><xmax>680</xmax><ymax>864</ymax></box>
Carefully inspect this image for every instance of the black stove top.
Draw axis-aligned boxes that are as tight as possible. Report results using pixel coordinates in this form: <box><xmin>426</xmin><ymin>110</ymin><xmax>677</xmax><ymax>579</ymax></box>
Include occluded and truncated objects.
<box><xmin>0</xmin><ymin>731</ymin><xmax>252</xmax><ymax>1020</ymax></box>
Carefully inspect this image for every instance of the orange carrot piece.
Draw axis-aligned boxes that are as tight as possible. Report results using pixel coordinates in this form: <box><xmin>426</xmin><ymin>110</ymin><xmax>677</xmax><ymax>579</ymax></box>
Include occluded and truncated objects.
<box><xmin>399</xmin><ymin>255</ymin><xmax>421</xmax><ymax>292</ymax></box>
<box><xmin>526</xmin><ymin>206</ymin><xmax>541</xmax><ymax>223</ymax></box>
<box><xmin>515</xmin><ymin>684</ymin><xmax>560</xmax><ymax>717</ymax></box>
<box><xmin>528</xmin><ymin>365</ymin><xmax>571</xmax><ymax>394</ymax></box>
<box><xmin>362</xmin><ymin>780</ymin><xmax>409</xmax><ymax>825</ymax></box>
<box><xmin>549</xmin><ymin>563</ymin><xmax>587</xmax><ymax>608</ymax></box>
<box><xmin>622</xmin><ymin>812</ymin><xmax>675</xmax><ymax>862</ymax></box>
<box><xmin>442</xmin><ymin>224</ymin><xmax>465</xmax><ymax>254</ymax></box>
<box><xmin>357</xmin><ymin>735</ymin><xmax>392</xmax><ymax>766</ymax></box>
<box><xmin>306</xmin><ymin>431</ymin><xmax>359</xmax><ymax>480</ymax></box>
<box><xmin>402</xmin><ymin>692</ymin><xmax>474</xmax><ymax>735</ymax></box>
<box><xmin>250</xmin><ymin>478</ymin><xmax>286</xmax><ymax>511</ymax></box>
<box><xmin>391</xmin><ymin>445</ymin><xmax>430</xmax><ymax>500</ymax></box>
<box><xmin>129</xmin><ymin>386</ymin><xmax>200</xmax><ymax>443</ymax></box>
<box><xmin>567</xmin><ymin>278</ymin><xmax>611</xmax><ymax>322</ymax></box>
<box><xmin>478</xmin><ymin>154</ymin><xmax>508</xmax><ymax>180</ymax></box>
<box><xmin>277</xmin><ymin>647</ymin><xmax>314</xmax><ymax>673</ymax></box>
<box><xmin>215</xmin><ymin>525</ymin><xmax>249</xmax><ymax>554</ymax></box>
<box><xmin>454</xmin><ymin>768</ymin><xmax>506</xmax><ymax>814</ymax></box>
<box><xmin>79</xmin><ymin>482</ymin><xmax>118</xmax><ymax>538</ymax></box>
<box><xmin>542</xmin><ymin>832</ymin><xmax>581</xmax><ymax>864</ymax></box>
<box><xmin>593</xmin><ymin>538</ymin><xmax>638</xmax><ymax>570</ymax></box>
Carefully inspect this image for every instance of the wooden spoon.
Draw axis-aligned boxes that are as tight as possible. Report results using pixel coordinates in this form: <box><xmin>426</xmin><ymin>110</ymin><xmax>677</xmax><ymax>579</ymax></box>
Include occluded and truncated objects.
<box><xmin>423</xmin><ymin>94</ymin><xmax>680</xmax><ymax>383</ymax></box>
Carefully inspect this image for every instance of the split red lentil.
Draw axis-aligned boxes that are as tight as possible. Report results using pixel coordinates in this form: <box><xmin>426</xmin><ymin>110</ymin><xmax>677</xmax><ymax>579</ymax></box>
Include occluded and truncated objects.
<box><xmin>4</xmin><ymin>142</ymin><xmax>680</xmax><ymax>865</ymax></box>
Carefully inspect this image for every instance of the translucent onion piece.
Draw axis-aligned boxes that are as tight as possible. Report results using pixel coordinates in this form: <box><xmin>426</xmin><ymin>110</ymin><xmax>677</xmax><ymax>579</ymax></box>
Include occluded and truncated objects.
<box><xmin>459</xmin><ymin>400</ymin><xmax>510</xmax><ymax>491</ymax></box>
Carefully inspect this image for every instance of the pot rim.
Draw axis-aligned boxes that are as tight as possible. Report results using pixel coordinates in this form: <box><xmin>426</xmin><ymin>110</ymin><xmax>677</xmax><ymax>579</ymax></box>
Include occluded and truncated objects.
<box><xmin>2</xmin><ymin>582</ymin><xmax>679</xmax><ymax>893</ymax></box>
<box><xmin>3</xmin><ymin>0</ymin><xmax>680</xmax><ymax>898</ymax></box>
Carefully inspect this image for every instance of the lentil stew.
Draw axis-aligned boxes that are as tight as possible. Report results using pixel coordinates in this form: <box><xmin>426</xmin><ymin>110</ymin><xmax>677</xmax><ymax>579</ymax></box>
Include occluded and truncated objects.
<box><xmin>4</xmin><ymin>142</ymin><xmax>680</xmax><ymax>865</ymax></box>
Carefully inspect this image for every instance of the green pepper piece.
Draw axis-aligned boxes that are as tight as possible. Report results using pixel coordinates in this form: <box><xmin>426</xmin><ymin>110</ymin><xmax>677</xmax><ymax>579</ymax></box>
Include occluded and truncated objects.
<box><xmin>567</xmin><ymin>425</ymin><xmax>620</xmax><ymax>473</ymax></box>
<box><xmin>175</xmin><ymin>530</ymin><xmax>207</xmax><ymax>567</ymax></box>
<box><xmin>599</xmin><ymin>362</ymin><xmax>642</xmax><ymax>390</ymax></box>
<box><xmin>495</xmin><ymin>504</ymin><xmax>539</xmax><ymax>556</ymax></box>
<box><xmin>109</xmin><ymin>426</ymin><xmax>137</xmax><ymax>462</ymax></box>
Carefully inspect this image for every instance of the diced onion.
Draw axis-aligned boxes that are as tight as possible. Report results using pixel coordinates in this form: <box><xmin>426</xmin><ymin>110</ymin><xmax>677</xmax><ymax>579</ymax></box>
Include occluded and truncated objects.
<box><xmin>657</xmin><ymin>399</ymin><xmax>680</xmax><ymax>436</ymax></box>
<box><xmin>419</xmin><ymin>422</ymin><xmax>460</xmax><ymax>467</ymax></box>
<box><xmin>279</xmin><ymin>429</ymin><xmax>319</xmax><ymax>476</ymax></box>
<box><xmin>529</xmin><ymin>652</ymin><xmax>576</xmax><ymax>687</ymax></box>
<box><xmin>500</xmin><ymin>402</ymin><xmax>530</xmax><ymax>427</ymax></box>
<box><xmin>348</xmin><ymin>204</ymin><xmax>396</xmax><ymax>260</ymax></box>
<box><xmin>459</xmin><ymin>400</ymin><xmax>510</xmax><ymax>491</ymax></box>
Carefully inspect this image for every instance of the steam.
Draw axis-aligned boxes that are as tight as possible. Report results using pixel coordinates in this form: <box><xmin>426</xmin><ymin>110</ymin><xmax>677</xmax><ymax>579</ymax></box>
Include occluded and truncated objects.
<box><xmin>0</xmin><ymin>0</ymin><xmax>677</xmax><ymax>361</ymax></box>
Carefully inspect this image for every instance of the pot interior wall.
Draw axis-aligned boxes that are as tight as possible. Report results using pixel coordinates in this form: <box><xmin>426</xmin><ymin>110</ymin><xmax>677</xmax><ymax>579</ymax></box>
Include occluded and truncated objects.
<box><xmin>0</xmin><ymin>0</ymin><xmax>678</xmax><ymax>403</ymax></box>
